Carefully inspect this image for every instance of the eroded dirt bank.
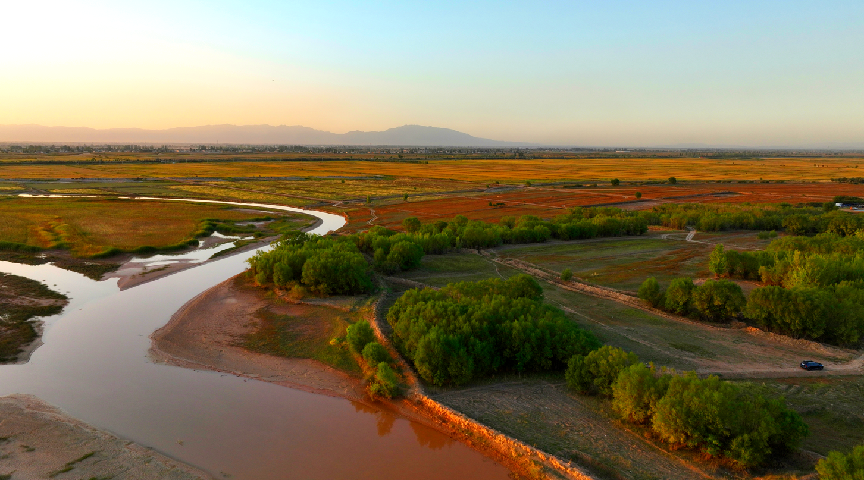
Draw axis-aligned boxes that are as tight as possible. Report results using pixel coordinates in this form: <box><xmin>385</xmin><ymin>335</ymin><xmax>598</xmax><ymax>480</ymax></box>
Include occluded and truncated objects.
<box><xmin>0</xmin><ymin>394</ymin><xmax>211</xmax><ymax>480</ymax></box>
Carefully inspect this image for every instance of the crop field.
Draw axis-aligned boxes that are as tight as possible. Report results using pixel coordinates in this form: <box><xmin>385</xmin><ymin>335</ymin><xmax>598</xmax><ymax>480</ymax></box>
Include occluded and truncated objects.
<box><xmin>2</xmin><ymin>157</ymin><xmax>864</xmax><ymax>182</ymax></box>
<box><xmin>0</xmin><ymin>197</ymin><xmax>307</xmax><ymax>257</ymax></box>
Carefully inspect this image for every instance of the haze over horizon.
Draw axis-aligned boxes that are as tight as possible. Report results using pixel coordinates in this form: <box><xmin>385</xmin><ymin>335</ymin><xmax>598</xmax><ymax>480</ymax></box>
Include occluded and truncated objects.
<box><xmin>2</xmin><ymin>1</ymin><xmax>862</xmax><ymax>147</ymax></box>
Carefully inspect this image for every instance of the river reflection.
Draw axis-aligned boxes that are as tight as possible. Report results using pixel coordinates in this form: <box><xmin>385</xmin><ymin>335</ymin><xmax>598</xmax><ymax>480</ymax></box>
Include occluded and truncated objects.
<box><xmin>0</xmin><ymin>198</ymin><xmax>511</xmax><ymax>480</ymax></box>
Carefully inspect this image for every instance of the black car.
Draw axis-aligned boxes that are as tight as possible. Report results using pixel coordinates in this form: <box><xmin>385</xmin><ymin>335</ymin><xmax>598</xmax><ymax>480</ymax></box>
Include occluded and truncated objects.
<box><xmin>800</xmin><ymin>360</ymin><xmax>824</xmax><ymax>371</ymax></box>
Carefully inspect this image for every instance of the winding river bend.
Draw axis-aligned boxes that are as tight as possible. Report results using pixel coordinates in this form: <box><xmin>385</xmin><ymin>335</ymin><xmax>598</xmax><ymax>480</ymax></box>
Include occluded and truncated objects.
<box><xmin>0</xmin><ymin>198</ymin><xmax>510</xmax><ymax>479</ymax></box>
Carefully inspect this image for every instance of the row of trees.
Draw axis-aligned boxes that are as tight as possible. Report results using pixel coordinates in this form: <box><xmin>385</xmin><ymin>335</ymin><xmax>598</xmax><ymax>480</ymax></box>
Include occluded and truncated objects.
<box><xmin>638</xmin><ymin>277</ymin><xmax>746</xmax><ymax>323</ymax></box>
<box><xmin>566</xmin><ymin>346</ymin><xmax>808</xmax><ymax>468</ymax></box>
<box><xmin>386</xmin><ymin>275</ymin><xmax>600</xmax><ymax>386</ymax></box>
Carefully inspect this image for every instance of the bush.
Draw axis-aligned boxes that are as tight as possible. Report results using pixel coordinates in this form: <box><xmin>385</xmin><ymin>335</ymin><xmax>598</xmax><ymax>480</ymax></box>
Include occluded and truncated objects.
<box><xmin>638</xmin><ymin>277</ymin><xmax>664</xmax><ymax>308</ymax></box>
<box><xmin>346</xmin><ymin>320</ymin><xmax>376</xmax><ymax>353</ymax></box>
<box><xmin>566</xmin><ymin>346</ymin><xmax>639</xmax><ymax>397</ymax></box>
<box><xmin>362</xmin><ymin>341</ymin><xmax>391</xmax><ymax>365</ymax></box>
<box><xmin>368</xmin><ymin>362</ymin><xmax>400</xmax><ymax>400</ymax></box>
<box><xmin>611</xmin><ymin>178</ymin><xmax>620</xmax><ymax>186</ymax></box>
<box><xmin>668</xmin><ymin>177</ymin><xmax>677</xmax><ymax>184</ymax></box>
<box><xmin>611</xmin><ymin>363</ymin><xmax>670</xmax><ymax>424</ymax></box>
<box><xmin>691</xmin><ymin>279</ymin><xmax>746</xmax><ymax>322</ymax></box>
<box><xmin>664</xmin><ymin>277</ymin><xmax>696</xmax><ymax>315</ymax></box>
<box><xmin>708</xmin><ymin>244</ymin><xmax>728</xmax><ymax>277</ymax></box>
<box><xmin>816</xmin><ymin>444</ymin><xmax>864</xmax><ymax>480</ymax></box>
<box><xmin>757</xmin><ymin>230</ymin><xmax>777</xmax><ymax>240</ymax></box>
<box><xmin>560</xmin><ymin>268</ymin><xmax>573</xmax><ymax>281</ymax></box>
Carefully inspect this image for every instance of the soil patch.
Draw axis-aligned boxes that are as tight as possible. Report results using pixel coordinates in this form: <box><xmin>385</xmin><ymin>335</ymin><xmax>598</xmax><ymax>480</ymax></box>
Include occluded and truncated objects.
<box><xmin>149</xmin><ymin>274</ymin><xmax>365</xmax><ymax>400</ymax></box>
<box><xmin>0</xmin><ymin>394</ymin><xmax>210</xmax><ymax>480</ymax></box>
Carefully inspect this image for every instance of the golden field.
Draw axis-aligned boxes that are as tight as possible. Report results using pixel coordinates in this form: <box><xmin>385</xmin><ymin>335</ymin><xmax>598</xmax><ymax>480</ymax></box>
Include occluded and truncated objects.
<box><xmin>0</xmin><ymin>157</ymin><xmax>862</xmax><ymax>182</ymax></box>
<box><xmin>0</xmin><ymin>197</ymin><xmax>279</xmax><ymax>257</ymax></box>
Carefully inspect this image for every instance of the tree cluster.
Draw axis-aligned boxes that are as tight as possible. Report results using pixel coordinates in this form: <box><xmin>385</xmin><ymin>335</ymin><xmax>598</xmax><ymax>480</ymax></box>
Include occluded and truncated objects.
<box><xmin>567</xmin><ymin>347</ymin><xmax>808</xmax><ymax>468</ymax></box>
<box><xmin>708</xmin><ymin>235</ymin><xmax>864</xmax><ymax>346</ymax></box>
<box><xmin>247</xmin><ymin>234</ymin><xmax>373</xmax><ymax>296</ymax></box>
<box><xmin>638</xmin><ymin>277</ymin><xmax>746</xmax><ymax>323</ymax></box>
<box><xmin>386</xmin><ymin>275</ymin><xmax>600</xmax><ymax>386</ymax></box>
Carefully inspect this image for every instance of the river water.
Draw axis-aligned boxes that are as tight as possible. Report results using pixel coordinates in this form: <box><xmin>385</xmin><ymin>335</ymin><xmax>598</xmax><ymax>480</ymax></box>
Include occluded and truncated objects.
<box><xmin>0</xmin><ymin>198</ymin><xmax>510</xmax><ymax>479</ymax></box>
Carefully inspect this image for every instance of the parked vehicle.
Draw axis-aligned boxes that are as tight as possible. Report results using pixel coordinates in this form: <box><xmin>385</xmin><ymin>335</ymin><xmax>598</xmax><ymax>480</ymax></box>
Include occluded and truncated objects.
<box><xmin>800</xmin><ymin>360</ymin><xmax>824</xmax><ymax>371</ymax></box>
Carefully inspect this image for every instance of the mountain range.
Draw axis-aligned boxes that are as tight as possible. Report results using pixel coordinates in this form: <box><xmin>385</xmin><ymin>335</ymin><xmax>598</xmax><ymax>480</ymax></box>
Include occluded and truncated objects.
<box><xmin>0</xmin><ymin>124</ymin><xmax>529</xmax><ymax>147</ymax></box>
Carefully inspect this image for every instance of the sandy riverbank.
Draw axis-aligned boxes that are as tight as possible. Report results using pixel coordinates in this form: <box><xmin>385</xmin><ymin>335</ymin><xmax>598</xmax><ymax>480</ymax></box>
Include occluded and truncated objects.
<box><xmin>149</xmin><ymin>274</ymin><xmax>365</xmax><ymax>400</ymax></box>
<box><xmin>0</xmin><ymin>394</ymin><xmax>211</xmax><ymax>480</ymax></box>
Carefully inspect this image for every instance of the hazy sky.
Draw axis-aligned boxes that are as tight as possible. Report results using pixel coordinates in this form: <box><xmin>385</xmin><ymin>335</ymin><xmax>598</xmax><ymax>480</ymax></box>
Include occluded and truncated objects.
<box><xmin>2</xmin><ymin>1</ymin><xmax>863</xmax><ymax>146</ymax></box>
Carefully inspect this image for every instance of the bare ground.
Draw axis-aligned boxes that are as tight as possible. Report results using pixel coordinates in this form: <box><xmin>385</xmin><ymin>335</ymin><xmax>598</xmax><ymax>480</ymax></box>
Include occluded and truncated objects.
<box><xmin>148</xmin><ymin>275</ymin><xmax>364</xmax><ymax>401</ymax></box>
<box><xmin>0</xmin><ymin>394</ymin><xmax>211</xmax><ymax>480</ymax></box>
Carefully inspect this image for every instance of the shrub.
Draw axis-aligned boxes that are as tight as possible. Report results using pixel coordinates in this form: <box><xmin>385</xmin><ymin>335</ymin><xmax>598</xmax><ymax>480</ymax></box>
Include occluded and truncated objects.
<box><xmin>664</xmin><ymin>277</ymin><xmax>696</xmax><ymax>315</ymax></box>
<box><xmin>816</xmin><ymin>444</ymin><xmax>864</xmax><ymax>480</ymax></box>
<box><xmin>611</xmin><ymin>178</ymin><xmax>620</xmax><ymax>186</ymax></box>
<box><xmin>362</xmin><ymin>342</ymin><xmax>391</xmax><ymax>365</ymax></box>
<box><xmin>611</xmin><ymin>363</ymin><xmax>670</xmax><ymax>424</ymax></box>
<box><xmin>566</xmin><ymin>346</ymin><xmax>639</xmax><ymax>397</ymax></box>
<box><xmin>635</xmin><ymin>192</ymin><xmax>642</xmax><ymax>199</ymax></box>
<box><xmin>757</xmin><ymin>230</ymin><xmax>777</xmax><ymax>240</ymax></box>
<box><xmin>346</xmin><ymin>320</ymin><xmax>376</xmax><ymax>353</ymax></box>
<box><xmin>668</xmin><ymin>177</ymin><xmax>677</xmax><ymax>184</ymax></box>
<box><xmin>560</xmin><ymin>268</ymin><xmax>573</xmax><ymax>281</ymax></box>
<box><xmin>691</xmin><ymin>279</ymin><xmax>746</xmax><ymax>322</ymax></box>
<box><xmin>638</xmin><ymin>277</ymin><xmax>664</xmax><ymax>308</ymax></box>
<box><xmin>368</xmin><ymin>362</ymin><xmax>400</xmax><ymax>400</ymax></box>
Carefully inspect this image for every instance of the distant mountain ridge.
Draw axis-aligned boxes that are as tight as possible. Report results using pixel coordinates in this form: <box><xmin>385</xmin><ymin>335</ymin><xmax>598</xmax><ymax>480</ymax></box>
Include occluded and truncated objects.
<box><xmin>0</xmin><ymin>124</ymin><xmax>529</xmax><ymax>147</ymax></box>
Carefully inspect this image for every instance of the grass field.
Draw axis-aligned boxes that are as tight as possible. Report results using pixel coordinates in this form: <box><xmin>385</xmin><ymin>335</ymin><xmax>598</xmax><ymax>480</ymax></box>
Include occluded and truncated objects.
<box><xmin>0</xmin><ymin>197</ymin><xmax>309</xmax><ymax>257</ymax></box>
<box><xmin>745</xmin><ymin>376</ymin><xmax>864</xmax><ymax>456</ymax></box>
<box><xmin>244</xmin><ymin>300</ymin><xmax>363</xmax><ymax>376</ymax></box>
<box><xmin>1</xmin><ymin>157</ymin><xmax>863</xmax><ymax>182</ymax></box>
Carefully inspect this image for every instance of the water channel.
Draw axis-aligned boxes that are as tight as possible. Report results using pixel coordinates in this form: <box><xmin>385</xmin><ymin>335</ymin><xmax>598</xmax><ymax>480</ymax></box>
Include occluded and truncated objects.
<box><xmin>0</xmin><ymin>198</ymin><xmax>511</xmax><ymax>479</ymax></box>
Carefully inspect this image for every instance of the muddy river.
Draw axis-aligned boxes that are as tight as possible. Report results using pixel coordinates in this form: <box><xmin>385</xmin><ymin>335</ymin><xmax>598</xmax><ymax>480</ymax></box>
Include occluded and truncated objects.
<box><xmin>0</xmin><ymin>198</ymin><xmax>510</xmax><ymax>479</ymax></box>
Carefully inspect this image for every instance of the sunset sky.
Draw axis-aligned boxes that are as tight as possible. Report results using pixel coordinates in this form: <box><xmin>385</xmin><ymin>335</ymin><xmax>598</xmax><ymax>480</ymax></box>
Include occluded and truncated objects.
<box><xmin>2</xmin><ymin>0</ymin><xmax>862</xmax><ymax>146</ymax></box>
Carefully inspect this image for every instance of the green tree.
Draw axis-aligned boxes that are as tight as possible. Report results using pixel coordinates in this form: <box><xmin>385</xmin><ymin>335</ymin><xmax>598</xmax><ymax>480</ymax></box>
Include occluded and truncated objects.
<box><xmin>668</xmin><ymin>176</ymin><xmax>677</xmax><ymax>184</ymax></box>
<box><xmin>403</xmin><ymin>193</ymin><xmax>409</xmax><ymax>202</ymax></box>
<box><xmin>346</xmin><ymin>320</ymin><xmax>376</xmax><ymax>353</ymax></box>
<box><xmin>635</xmin><ymin>192</ymin><xmax>642</xmax><ymax>199</ymax></box>
<box><xmin>816</xmin><ymin>444</ymin><xmax>864</xmax><ymax>480</ymax></box>
<box><xmin>611</xmin><ymin>178</ymin><xmax>620</xmax><ymax>186</ymax></box>
<box><xmin>368</xmin><ymin>362</ymin><xmax>400</xmax><ymax>399</ymax></box>
<box><xmin>560</xmin><ymin>268</ymin><xmax>573</xmax><ymax>281</ymax></box>
<box><xmin>664</xmin><ymin>277</ymin><xmax>696</xmax><ymax>315</ymax></box>
<box><xmin>612</xmin><ymin>363</ymin><xmax>670</xmax><ymax>424</ymax></box>
<box><xmin>691</xmin><ymin>279</ymin><xmax>746</xmax><ymax>322</ymax></box>
<box><xmin>362</xmin><ymin>342</ymin><xmax>391</xmax><ymax>365</ymax></box>
<box><xmin>566</xmin><ymin>346</ymin><xmax>639</xmax><ymax>397</ymax></box>
<box><xmin>387</xmin><ymin>241</ymin><xmax>424</xmax><ymax>270</ymax></box>
<box><xmin>708</xmin><ymin>244</ymin><xmax>728</xmax><ymax>277</ymax></box>
<box><xmin>638</xmin><ymin>277</ymin><xmax>665</xmax><ymax>308</ymax></box>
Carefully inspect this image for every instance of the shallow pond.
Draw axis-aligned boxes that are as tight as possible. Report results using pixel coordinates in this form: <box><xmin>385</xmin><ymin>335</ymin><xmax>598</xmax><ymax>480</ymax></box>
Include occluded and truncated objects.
<box><xmin>0</xmin><ymin>198</ymin><xmax>510</xmax><ymax>479</ymax></box>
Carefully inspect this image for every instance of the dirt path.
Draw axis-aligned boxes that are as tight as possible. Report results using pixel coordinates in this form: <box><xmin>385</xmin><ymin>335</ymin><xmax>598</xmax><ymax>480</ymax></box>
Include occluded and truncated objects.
<box><xmin>0</xmin><ymin>394</ymin><xmax>211</xmax><ymax>480</ymax></box>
